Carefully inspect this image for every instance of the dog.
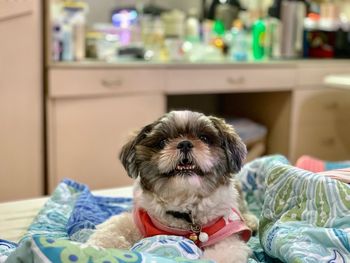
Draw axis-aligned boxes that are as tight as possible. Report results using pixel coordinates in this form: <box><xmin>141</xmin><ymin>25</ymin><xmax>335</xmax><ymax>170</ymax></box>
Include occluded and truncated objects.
<box><xmin>87</xmin><ymin>110</ymin><xmax>258</xmax><ymax>263</ymax></box>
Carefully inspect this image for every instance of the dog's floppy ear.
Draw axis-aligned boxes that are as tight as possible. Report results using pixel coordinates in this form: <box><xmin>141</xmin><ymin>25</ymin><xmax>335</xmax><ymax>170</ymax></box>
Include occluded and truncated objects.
<box><xmin>209</xmin><ymin>116</ymin><xmax>247</xmax><ymax>174</ymax></box>
<box><xmin>119</xmin><ymin>123</ymin><xmax>155</xmax><ymax>178</ymax></box>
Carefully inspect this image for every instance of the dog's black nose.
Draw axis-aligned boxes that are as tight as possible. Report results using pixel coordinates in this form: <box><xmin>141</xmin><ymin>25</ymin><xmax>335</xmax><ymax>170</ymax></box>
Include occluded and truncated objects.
<box><xmin>177</xmin><ymin>140</ymin><xmax>193</xmax><ymax>153</ymax></box>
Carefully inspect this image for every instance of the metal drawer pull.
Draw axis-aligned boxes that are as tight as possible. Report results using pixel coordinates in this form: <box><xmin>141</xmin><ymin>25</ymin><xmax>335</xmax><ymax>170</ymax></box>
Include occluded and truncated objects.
<box><xmin>324</xmin><ymin>102</ymin><xmax>339</xmax><ymax>110</ymax></box>
<box><xmin>320</xmin><ymin>137</ymin><xmax>335</xmax><ymax>146</ymax></box>
<box><xmin>227</xmin><ymin>76</ymin><xmax>245</xmax><ymax>85</ymax></box>
<box><xmin>101</xmin><ymin>79</ymin><xmax>123</xmax><ymax>88</ymax></box>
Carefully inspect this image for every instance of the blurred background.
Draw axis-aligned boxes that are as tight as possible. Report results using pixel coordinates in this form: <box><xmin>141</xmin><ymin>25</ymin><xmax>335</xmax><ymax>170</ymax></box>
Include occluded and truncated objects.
<box><xmin>1</xmin><ymin>0</ymin><xmax>350</xmax><ymax>201</ymax></box>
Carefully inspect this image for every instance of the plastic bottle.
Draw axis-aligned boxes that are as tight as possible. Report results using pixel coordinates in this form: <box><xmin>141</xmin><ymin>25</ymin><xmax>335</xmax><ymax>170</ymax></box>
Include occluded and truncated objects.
<box><xmin>52</xmin><ymin>22</ymin><xmax>63</xmax><ymax>61</ymax></box>
<box><xmin>185</xmin><ymin>8</ymin><xmax>200</xmax><ymax>42</ymax></box>
<box><xmin>212</xmin><ymin>20</ymin><xmax>226</xmax><ymax>50</ymax></box>
<box><xmin>230</xmin><ymin>20</ymin><xmax>248</xmax><ymax>61</ymax></box>
<box><xmin>72</xmin><ymin>11</ymin><xmax>86</xmax><ymax>61</ymax></box>
<box><xmin>61</xmin><ymin>23</ymin><xmax>74</xmax><ymax>61</ymax></box>
<box><xmin>252</xmin><ymin>18</ymin><xmax>266</xmax><ymax>60</ymax></box>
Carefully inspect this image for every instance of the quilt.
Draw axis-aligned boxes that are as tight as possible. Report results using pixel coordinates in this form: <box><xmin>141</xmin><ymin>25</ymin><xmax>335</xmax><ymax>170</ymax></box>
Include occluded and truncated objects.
<box><xmin>2</xmin><ymin>155</ymin><xmax>350</xmax><ymax>263</ymax></box>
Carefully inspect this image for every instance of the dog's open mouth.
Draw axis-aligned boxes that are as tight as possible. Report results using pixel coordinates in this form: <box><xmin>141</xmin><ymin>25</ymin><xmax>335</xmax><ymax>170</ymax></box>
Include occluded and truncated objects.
<box><xmin>175</xmin><ymin>163</ymin><xmax>196</xmax><ymax>171</ymax></box>
<box><xmin>163</xmin><ymin>161</ymin><xmax>203</xmax><ymax>177</ymax></box>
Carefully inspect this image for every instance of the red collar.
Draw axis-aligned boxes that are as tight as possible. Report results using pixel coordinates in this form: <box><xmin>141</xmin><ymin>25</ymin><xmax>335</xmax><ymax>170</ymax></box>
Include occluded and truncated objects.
<box><xmin>133</xmin><ymin>207</ymin><xmax>251</xmax><ymax>248</ymax></box>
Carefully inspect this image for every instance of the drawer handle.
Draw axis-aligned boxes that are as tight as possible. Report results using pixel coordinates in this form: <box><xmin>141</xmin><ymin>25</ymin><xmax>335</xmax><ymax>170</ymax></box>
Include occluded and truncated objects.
<box><xmin>227</xmin><ymin>76</ymin><xmax>245</xmax><ymax>85</ymax></box>
<box><xmin>101</xmin><ymin>79</ymin><xmax>123</xmax><ymax>88</ymax></box>
<box><xmin>324</xmin><ymin>102</ymin><xmax>339</xmax><ymax>110</ymax></box>
<box><xmin>320</xmin><ymin>137</ymin><xmax>335</xmax><ymax>146</ymax></box>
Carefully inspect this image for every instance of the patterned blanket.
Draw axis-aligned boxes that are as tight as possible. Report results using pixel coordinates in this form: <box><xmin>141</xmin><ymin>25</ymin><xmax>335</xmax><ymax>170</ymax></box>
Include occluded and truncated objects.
<box><xmin>2</xmin><ymin>156</ymin><xmax>350</xmax><ymax>262</ymax></box>
<box><xmin>0</xmin><ymin>179</ymin><xmax>210</xmax><ymax>263</ymax></box>
<box><xmin>239</xmin><ymin>155</ymin><xmax>350</xmax><ymax>263</ymax></box>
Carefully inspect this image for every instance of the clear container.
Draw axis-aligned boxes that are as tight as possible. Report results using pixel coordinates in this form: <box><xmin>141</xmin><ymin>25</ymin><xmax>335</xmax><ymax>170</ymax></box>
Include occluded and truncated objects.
<box><xmin>230</xmin><ymin>20</ymin><xmax>248</xmax><ymax>61</ymax></box>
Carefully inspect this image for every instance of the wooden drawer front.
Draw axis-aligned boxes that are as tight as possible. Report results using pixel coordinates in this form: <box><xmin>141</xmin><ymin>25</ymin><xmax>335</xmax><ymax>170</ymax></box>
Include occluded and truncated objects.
<box><xmin>165</xmin><ymin>68</ymin><xmax>296</xmax><ymax>94</ymax></box>
<box><xmin>293</xmin><ymin>89</ymin><xmax>350</xmax><ymax>124</ymax></box>
<box><xmin>49</xmin><ymin>69</ymin><xmax>164</xmax><ymax>98</ymax></box>
<box><xmin>294</xmin><ymin>122</ymin><xmax>350</xmax><ymax>161</ymax></box>
<box><xmin>0</xmin><ymin>0</ymin><xmax>33</xmax><ymax>21</ymax></box>
<box><xmin>297</xmin><ymin>65</ymin><xmax>350</xmax><ymax>86</ymax></box>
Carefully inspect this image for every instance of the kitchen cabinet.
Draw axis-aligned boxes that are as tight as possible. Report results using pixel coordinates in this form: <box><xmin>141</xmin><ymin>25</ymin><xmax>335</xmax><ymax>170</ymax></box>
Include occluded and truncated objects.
<box><xmin>0</xmin><ymin>0</ymin><xmax>43</xmax><ymax>201</ymax></box>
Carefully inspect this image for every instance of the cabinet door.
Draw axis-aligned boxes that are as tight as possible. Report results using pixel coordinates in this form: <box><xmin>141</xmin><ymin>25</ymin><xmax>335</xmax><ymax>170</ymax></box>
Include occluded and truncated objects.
<box><xmin>0</xmin><ymin>0</ymin><xmax>42</xmax><ymax>201</ymax></box>
<box><xmin>290</xmin><ymin>88</ymin><xmax>350</xmax><ymax>163</ymax></box>
<box><xmin>48</xmin><ymin>94</ymin><xmax>165</xmax><ymax>192</ymax></box>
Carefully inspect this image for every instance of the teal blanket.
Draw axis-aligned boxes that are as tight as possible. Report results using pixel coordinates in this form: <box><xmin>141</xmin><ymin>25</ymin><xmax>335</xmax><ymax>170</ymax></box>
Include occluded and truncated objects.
<box><xmin>2</xmin><ymin>155</ymin><xmax>350</xmax><ymax>262</ymax></box>
<box><xmin>239</xmin><ymin>155</ymin><xmax>350</xmax><ymax>263</ymax></box>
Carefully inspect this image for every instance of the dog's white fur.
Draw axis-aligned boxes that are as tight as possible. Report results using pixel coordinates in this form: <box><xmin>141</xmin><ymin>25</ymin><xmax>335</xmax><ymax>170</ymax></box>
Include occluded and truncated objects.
<box><xmin>87</xmin><ymin>111</ymin><xmax>257</xmax><ymax>263</ymax></box>
<box><xmin>87</xmin><ymin>180</ymin><xmax>252</xmax><ymax>262</ymax></box>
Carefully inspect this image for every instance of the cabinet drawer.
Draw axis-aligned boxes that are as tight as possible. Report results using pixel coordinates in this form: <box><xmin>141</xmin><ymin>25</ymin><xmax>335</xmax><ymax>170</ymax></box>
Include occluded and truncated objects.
<box><xmin>293</xmin><ymin>89</ymin><xmax>350</xmax><ymax>124</ymax></box>
<box><xmin>294</xmin><ymin>122</ymin><xmax>350</xmax><ymax>161</ymax></box>
<box><xmin>165</xmin><ymin>68</ymin><xmax>296</xmax><ymax>94</ymax></box>
<box><xmin>49</xmin><ymin>69</ymin><xmax>165</xmax><ymax>98</ymax></box>
<box><xmin>297</xmin><ymin>64</ymin><xmax>350</xmax><ymax>86</ymax></box>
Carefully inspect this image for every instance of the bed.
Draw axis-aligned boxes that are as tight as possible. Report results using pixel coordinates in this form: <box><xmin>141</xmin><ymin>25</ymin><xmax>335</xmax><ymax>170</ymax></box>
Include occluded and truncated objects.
<box><xmin>1</xmin><ymin>156</ymin><xmax>350</xmax><ymax>263</ymax></box>
<box><xmin>0</xmin><ymin>186</ymin><xmax>133</xmax><ymax>242</ymax></box>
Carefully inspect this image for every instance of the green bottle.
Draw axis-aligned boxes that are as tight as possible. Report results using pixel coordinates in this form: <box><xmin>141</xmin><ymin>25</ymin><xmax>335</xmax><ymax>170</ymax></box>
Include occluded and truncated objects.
<box><xmin>252</xmin><ymin>19</ymin><xmax>266</xmax><ymax>60</ymax></box>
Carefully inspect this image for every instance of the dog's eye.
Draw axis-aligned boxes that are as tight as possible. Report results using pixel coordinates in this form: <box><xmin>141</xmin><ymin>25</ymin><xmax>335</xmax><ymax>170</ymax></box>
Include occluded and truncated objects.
<box><xmin>199</xmin><ymin>135</ymin><xmax>210</xmax><ymax>144</ymax></box>
<box><xmin>158</xmin><ymin>139</ymin><xmax>167</xmax><ymax>149</ymax></box>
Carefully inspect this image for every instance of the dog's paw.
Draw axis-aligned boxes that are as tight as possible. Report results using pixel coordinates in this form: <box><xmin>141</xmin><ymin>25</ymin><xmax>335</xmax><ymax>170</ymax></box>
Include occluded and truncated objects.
<box><xmin>244</xmin><ymin>213</ymin><xmax>259</xmax><ymax>233</ymax></box>
<box><xmin>203</xmin><ymin>249</ymin><xmax>250</xmax><ymax>263</ymax></box>
<box><xmin>202</xmin><ymin>235</ymin><xmax>251</xmax><ymax>263</ymax></box>
<box><xmin>86</xmin><ymin>234</ymin><xmax>131</xmax><ymax>249</ymax></box>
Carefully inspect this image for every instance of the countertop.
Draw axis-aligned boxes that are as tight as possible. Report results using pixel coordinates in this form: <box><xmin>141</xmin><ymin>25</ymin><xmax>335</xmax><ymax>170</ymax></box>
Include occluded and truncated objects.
<box><xmin>49</xmin><ymin>59</ymin><xmax>350</xmax><ymax>70</ymax></box>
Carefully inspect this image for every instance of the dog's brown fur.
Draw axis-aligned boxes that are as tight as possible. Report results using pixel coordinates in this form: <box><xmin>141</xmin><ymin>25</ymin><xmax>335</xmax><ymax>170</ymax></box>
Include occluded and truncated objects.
<box><xmin>87</xmin><ymin>111</ymin><xmax>257</xmax><ymax>263</ymax></box>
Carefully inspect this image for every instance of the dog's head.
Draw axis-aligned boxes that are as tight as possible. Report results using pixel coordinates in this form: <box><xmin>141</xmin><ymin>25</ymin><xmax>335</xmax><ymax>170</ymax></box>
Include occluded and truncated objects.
<box><xmin>119</xmin><ymin>111</ymin><xmax>246</xmax><ymax>195</ymax></box>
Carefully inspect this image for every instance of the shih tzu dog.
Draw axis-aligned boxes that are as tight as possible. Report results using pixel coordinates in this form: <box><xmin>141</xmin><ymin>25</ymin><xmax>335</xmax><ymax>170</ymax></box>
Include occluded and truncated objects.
<box><xmin>87</xmin><ymin>110</ymin><xmax>258</xmax><ymax>263</ymax></box>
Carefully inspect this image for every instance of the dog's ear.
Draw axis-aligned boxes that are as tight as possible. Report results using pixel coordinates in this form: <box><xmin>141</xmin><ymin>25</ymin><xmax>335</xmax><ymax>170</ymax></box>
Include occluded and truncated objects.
<box><xmin>209</xmin><ymin>116</ymin><xmax>247</xmax><ymax>174</ymax></box>
<box><xmin>119</xmin><ymin>123</ymin><xmax>155</xmax><ymax>178</ymax></box>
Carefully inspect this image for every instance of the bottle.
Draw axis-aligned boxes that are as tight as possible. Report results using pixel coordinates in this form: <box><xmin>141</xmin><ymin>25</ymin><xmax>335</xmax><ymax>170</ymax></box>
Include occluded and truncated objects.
<box><xmin>252</xmin><ymin>18</ymin><xmax>266</xmax><ymax>60</ymax></box>
<box><xmin>52</xmin><ymin>23</ymin><xmax>63</xmax><ymax>61</ymax></box>
<box><xmin>61</xmin><ymin>23</ymin><xmax>74</xmax><ymax>61</ymax></box>
<box><xmin>230</xmin><ymin>20</ymin><xmax>248</xmax><ymax>61</ymax></box>
<box><xmin>185</xmin><ymin>8</ymin><xmax>200</xmax><ymax>42</ymax></box>
<box><xmin>265</xmin><ymin>1</ymin><xmax>282</xmax><ymax>59</ymax></box>
<box><xmin>280</xmin><ymin>0</ymin><xmax>306</xmax><ymax>58</ymax></box>
<box><xmin>72</xmin><ymin>11</ymin><xmax>86</xmax><ymax>61</ymax></box>
<box><xmin>212</xmin><ymin>19</ymin><xmax>225</xmax><ymax>49</ymax></box>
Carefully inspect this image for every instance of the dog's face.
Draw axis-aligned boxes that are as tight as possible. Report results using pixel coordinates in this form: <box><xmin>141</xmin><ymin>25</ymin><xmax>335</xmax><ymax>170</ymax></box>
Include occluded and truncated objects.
<box><xmin>120</xmin><ymin>111</ymin><xmax>246</xmax><ymax>196</ymax></box>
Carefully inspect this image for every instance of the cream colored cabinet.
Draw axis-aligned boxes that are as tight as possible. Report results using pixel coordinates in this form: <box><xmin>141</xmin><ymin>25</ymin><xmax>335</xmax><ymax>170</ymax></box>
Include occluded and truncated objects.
<box><xmin>289</xmin><ymin>62</ymin><xmax>350</xmax><ymax>163</ymax></box>
<box><xmin>0</xmin><ymin>0</ymin><xmax>43</xmax><ymax>201</ymax></box>
<box><xmin>47</xmin><ymin>69</ymin><xmax>165</xmax><ymax>192</ymax></box>
<box><xmin>290</xmin><ymin>88</ymin><xmax>350</xmax><ymax>163</ymax></box>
